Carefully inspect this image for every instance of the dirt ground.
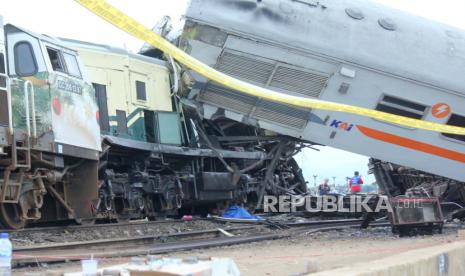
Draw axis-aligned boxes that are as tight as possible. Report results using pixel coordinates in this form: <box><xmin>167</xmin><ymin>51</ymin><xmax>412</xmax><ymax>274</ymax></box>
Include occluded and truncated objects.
<box><xmin>164</xmin><ymin>226</ymin><xmax>460</xmax><ymax>276</ymax></box>
<box><xmin>16</xmin><ymin>224</ymin><xmax>463</xmax><ymax>276</ymax></box>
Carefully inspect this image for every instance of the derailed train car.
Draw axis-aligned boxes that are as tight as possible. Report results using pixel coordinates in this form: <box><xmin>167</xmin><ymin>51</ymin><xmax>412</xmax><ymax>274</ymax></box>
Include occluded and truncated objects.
<box><xmin>177</xmin><ymin>0</ymin><xmax>465</xmax><ymax>203</ymax></box>
<box><xmin>65</xmin><ymin>39</ymin><xmax>307</xmax><ymax>221</ymax></box>
<box><xmin>0</xmin><ymin>17</ymin><xmax>307</xmax><ymax>229</ymax></box>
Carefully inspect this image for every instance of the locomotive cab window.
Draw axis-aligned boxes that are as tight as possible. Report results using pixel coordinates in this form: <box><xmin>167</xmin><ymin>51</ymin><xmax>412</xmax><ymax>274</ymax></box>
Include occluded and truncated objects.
<box><xmin>376</xmin><ymin>95</ymin><xmax>426</xmax><ymax>119</ymax></box>
<box><xmin>136</xmin><ymin>80</ymin><xmax>147</xmax><ymax>101</ymax></box>
<box><xmin>14</xmin><ymin>42</ymin><xmax>38</xmax><ymax>77</ymax></box>
<box><xmin>46</xmin><ymin>47</ymin><xmax>66</xmax><ymax>72</ymax></box>
<box><xmin>442</xmin><ymin>113</ymin><xmax>465</xmax><ymax>142</ymax></box>
<box><xmin>63</xmin><ymin>52</ymin><xmax>82</xmax><ymax>78</ymax></box>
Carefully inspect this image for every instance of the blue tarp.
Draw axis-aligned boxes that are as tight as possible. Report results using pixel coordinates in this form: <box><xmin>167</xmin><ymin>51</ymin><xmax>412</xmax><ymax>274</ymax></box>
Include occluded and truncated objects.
<box><xmin>221</xmin><ymin>205</ymin><xmax>263</xmax><ymax>220</ymax></box>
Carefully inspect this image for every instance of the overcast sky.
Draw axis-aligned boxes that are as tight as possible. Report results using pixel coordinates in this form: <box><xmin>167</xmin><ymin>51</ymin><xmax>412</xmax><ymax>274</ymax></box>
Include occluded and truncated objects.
<box><xmin>3</xmin><ymin>0</ymin><xmax>465</xmax><ymax>188</ymax></box>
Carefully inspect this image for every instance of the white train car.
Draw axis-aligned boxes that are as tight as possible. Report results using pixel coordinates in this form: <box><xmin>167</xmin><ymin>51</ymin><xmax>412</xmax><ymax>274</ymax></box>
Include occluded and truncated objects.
<box><xmin>177</xmin><ymin>0</ymin><xmax>465</xmax><ymax>198</ymax></box>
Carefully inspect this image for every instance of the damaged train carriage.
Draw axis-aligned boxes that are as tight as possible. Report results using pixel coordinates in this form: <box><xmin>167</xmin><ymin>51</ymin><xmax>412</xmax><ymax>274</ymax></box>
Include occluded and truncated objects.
<box><xmin>0</xmin><ymin>15</ymin><xmax>307</xmax><ymax>229</ymax></box>
<box><xmin>174</xmin><ymin>0</ymin><xmax>465</xmax><ymax>206</ymax></box>
<box><xmin>64</xmin><ymin>39</ymin><xmax>308</xmax><ymax>221</ymax></box>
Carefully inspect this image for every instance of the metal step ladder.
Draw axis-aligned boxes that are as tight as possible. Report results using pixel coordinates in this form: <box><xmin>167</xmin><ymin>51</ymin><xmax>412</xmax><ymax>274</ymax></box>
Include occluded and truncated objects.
<box><xmin>0</xmin><ymin>133</ymin><xmax>30</xmax><ymax>203</ymax></box>
<box><xmin>11</xmin><ymin>134</ymin><xmax>31</xmax><ymax>169</ymax></box>
<box><xmin>0</xmin><ymin>37</ymin><xmax>33</xmax><ymax>203</ymax></box>
<box><xmin>0</xmin><ymin>79</ymin><xmax>35</xmax><ymax>203</ymax></box>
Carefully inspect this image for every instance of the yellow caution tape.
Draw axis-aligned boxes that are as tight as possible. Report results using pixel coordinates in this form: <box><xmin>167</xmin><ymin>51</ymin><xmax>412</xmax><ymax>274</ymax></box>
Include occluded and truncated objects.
<box><xmin>75</xmin><ymin>0</ymin><xmax>465</xmax><ymax>135</ymax></box>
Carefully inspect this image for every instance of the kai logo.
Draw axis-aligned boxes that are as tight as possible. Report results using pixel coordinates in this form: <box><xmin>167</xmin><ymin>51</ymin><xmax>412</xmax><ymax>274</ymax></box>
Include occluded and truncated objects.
<box><xmin>330</xmin><ymin>119</ymin><xmax>354</xmax><ymax>131</ymax></box>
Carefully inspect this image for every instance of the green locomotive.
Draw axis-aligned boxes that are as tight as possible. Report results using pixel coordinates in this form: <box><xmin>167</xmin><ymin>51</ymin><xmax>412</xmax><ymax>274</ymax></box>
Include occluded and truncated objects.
<box><xmin>0</xmin><ymin>18</ymin><xmax>307</xmax><ymax>229</ymax></box>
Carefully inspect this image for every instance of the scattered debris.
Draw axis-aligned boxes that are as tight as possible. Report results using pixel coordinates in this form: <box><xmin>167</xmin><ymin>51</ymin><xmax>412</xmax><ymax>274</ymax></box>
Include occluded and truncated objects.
<box><xmin>217</xmin><ymin>228</ymin><xmax>235</xmax><ymax>238</ymax></box>
<box><xmin>64</xmin><ymin>257</ymin><xmax>240</xmax><ymax>276</ymax></box>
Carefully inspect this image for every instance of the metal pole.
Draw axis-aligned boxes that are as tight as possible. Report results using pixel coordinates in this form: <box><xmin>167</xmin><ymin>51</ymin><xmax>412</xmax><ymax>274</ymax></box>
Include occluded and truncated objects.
<box><xmin>313</xmin><ymin>174</ymin><xmax>318</xmax><ymax>194</ymax></box>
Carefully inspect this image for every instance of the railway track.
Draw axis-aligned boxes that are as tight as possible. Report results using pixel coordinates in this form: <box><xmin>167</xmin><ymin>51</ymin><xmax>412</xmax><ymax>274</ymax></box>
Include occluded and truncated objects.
<box><xmin>12</xmin><ymin>219</ymin><xmax>390</xmax><ymax>267</ymax></box>
<box><xmin>9</xmin><ymin>212</ymin><xmax>275</xmax><ymax>235</ymax></box>
<box><xmin>10</xmin><ymin>218</ymin><xmax>204</xmax><ymax>235</ymax></box>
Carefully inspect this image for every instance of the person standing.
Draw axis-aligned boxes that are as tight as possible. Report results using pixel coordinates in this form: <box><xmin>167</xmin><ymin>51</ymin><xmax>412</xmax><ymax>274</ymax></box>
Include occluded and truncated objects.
<box><xmin>348</xmin><ymin>171</ymin><xmax>364</xmax><ymax>193</ymax></box>
<box><xmin>318</xmin><ymin>178</ymin><xmax>331</xmax><ymax>195</ymax></box>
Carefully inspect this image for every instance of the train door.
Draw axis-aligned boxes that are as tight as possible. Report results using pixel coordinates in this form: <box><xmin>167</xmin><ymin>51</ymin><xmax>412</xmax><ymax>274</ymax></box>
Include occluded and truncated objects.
<box><xmin>5</xmin><ymin>25</ymin><xmax>50</xmax><ymax>150</ymax></box>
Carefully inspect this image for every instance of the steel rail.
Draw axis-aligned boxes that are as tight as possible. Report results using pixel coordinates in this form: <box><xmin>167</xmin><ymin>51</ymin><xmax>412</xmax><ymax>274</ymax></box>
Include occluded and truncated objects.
<box><xmin>14</xmin><ymin>225</ymin><xmax>256</xmax><ymax>253</ymax></box>
<box><xmin>13</xmin><ymin>220</ymin><xmax>390</xmax><ymax>266</ymax></box>
<box><xmin>10</xmin><ymin>217</ymin><xmax>361</xmax><ymax>235</ymax></box>
<box><xmin>9</xmin><ymin>218</ymin><xmax>205</xmax><ymax>234</ymax></box>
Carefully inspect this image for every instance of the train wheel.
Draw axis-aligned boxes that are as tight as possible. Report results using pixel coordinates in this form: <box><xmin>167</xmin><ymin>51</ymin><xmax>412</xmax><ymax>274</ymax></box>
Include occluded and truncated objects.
<box><xmin>113</xmin><ymin>197</ymin><xmax>131</xmax><ymax>223</ymax></box>
<box><xmin>0</xmin><ymin>203</ymin><xmax>26</xmax><ymax>229</ymax></box>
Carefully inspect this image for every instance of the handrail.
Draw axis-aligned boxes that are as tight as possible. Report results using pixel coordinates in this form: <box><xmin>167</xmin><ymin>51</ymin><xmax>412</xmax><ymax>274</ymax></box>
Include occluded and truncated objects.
<box><xmin>7</xmin><ymin>76</ymin><xmax>12</xmax><ymax>135</ymax></box>
<box><xmin>28</xmin><ymin>82</ymin><xmax>36</xmax><ymax>139</ymax></box>
<box><xmin>0</xmin><ymin>73</ymin><xmax>13</xmax><ymax>134</ymax></box>
<box><xmin>0</xmin><ymin>73</ymin><xmax>7</xmax><ymax>90</ymax></box>
<box><xmin>23</xmin><ymin>81</ymin><xmax>31</xmax><ymax>137</ymax></box>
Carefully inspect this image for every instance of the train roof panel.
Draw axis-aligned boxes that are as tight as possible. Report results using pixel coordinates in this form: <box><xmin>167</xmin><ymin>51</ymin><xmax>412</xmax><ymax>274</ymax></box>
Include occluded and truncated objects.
<box><xmin>5</xmin><ymin>24</ymin><xmax>79</xmax><ymax>54</ymax></box>
<box><xmin>60</xmin><ymin>37</ymin><xmax>168</xmax><ymax>67</ymax></box>
<box><xmin>185</xmin><ymin>0</ymin><xmax>465</xmax><ymax>94</ymax></box>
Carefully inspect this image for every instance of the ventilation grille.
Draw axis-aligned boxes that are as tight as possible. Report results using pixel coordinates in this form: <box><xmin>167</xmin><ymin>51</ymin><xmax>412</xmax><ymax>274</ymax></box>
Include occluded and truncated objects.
<box><xmin>200</xmin><ymin>83</ymin><xmax>309</xmax><ymax>129</ymax></box>
<box><xmin>270</xmin><ymin>66</ymin><xmax>328</xmax><ymax>97</ymax></box>
<box><xmin>21</xmin><ymin>116</ymin><xmax>42</xmax><ymax>125</ymax></box>
<box><xmin>215</xmin><ymin>50</ymin><xmax>328</xmax><ymax>98</ymax></box>
<box><xmin>216</xmin><ymin>51</ymin><xmax>275</xmax><ymax>85</ymax></box>
<box><xmin>199</xmin><ymin>83</ymin><xmax>256</xmax><ymax>115</ymax></box>
<box><xmin>253</xmin><ymin>100</ymin><xmax>309</xmax><ymax>129</ymax></box>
